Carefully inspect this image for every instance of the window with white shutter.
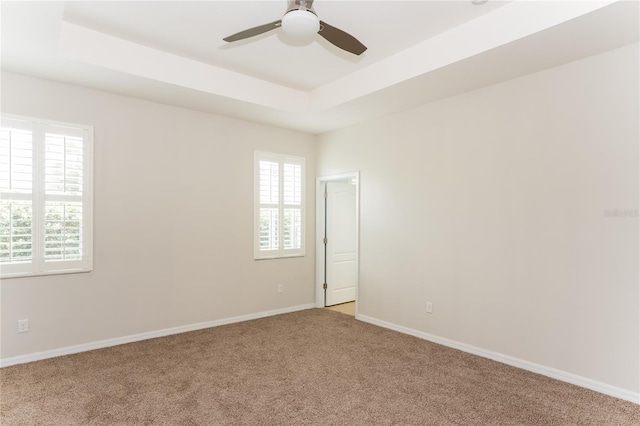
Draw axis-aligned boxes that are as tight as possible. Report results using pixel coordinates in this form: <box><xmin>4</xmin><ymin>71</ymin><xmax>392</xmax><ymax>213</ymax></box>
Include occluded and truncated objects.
<box><xmin>0</xmin><ymin>114</ymin><xmax>93</xmax><ymax>278</ymax></box>
<box><xmin>254</xmin><ymin>151</ymin><xmax>304</xmax><ymax>259</ymax></box>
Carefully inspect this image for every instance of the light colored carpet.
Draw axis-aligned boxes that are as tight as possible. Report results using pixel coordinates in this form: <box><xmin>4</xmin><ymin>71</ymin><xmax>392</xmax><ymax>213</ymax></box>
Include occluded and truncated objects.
<box><xmin>1</xmin><ymin>309</ymin><xmax>638</xmax><ymax>425</ymax></box>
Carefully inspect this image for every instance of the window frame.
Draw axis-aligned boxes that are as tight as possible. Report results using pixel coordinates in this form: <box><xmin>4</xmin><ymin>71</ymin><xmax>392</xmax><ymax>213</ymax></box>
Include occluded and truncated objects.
<box><xmin>254</xmin><ymin>151</ymin><xmax>305</xmax><ymax>260</ymax></box>
<box><xmin>1</xmin><ymin>113</ymin><xmax>93</xmax><ymax>279</ymax></box>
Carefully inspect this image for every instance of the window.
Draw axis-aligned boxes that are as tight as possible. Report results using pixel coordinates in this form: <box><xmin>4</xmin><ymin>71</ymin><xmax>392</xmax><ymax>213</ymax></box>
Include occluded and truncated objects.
<box><xmin>0</xmin><ymin>114</ymin><xmax>93</xmax><ymax>278</ymax></box>
<box><xmin>254</xmin><ymin>151</ymin><xmax>304</xmax><ymax>259</ymax></box>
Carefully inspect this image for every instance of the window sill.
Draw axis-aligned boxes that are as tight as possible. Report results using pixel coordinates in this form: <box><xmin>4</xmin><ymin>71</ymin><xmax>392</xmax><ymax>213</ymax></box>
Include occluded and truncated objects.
<box><xmin>254</xmin><ymin>255</ymin><xmax>305</xmax><ymax>261</ymax></box>
<box><xmin>1</xmin><ymin>267</ymin><xmax>93</xmax><ymax>280</ymax></box>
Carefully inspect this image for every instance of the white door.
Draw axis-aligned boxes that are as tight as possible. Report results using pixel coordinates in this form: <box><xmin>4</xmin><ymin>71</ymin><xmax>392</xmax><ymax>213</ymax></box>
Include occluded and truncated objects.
<box><xmin>325</xmin><ymin>181</ymin><xmax>357</xmax><ymax>306</ymax></box>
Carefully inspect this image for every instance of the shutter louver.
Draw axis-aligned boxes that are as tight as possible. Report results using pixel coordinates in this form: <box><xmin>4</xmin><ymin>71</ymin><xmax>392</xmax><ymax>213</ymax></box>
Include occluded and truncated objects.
<box><xmin>0</xmin><ymin>200</ymin><xmax>33</xmax><ymax>264</ymax></box>
<box><xmin>0</xmin><ymin>125</ymin><xmax>33</xmax><ymax>192</ymax></box>
<box><xmin>259</xmin><ymin>208</ymin><xmax>278</xmax><ymax>251</ymax></box>
<box><xmin>283</xmin><ymin>208</ymin><xmax>301</xmax><ymax>249</ymax></box>
<box><xmin>259</xmin><ymin>161</ymin><xmax>278</xmax><ymax>204</ymax></box>
<box><xmin>283</xmin><ymin>163</ymin><xmax>301</xmax><ymax>205</ymax></box>
<box><xmin>45</xmin><ymin>132</ymin><xmax>84</xmax><ymax>195</ymax></box>
<box><xmin>44</xmin><ymin>202</ymin><xmax>83</xmax><ymax>261</ymax></box>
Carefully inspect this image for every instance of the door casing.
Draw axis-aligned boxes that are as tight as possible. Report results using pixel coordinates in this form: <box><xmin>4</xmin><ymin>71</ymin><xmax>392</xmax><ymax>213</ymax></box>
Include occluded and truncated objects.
<box><xmin>315</xmin><ymin>172</ymin><xmax>360</xmax><ymax>314</ymax></box>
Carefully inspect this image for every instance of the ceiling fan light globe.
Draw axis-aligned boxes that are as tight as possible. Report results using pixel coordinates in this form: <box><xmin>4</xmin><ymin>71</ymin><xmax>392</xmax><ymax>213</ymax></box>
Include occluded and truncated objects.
<box><xmin>281</xmin><ymin>10</ymin><xmax>320</xmax><ymax>39</ymax></box>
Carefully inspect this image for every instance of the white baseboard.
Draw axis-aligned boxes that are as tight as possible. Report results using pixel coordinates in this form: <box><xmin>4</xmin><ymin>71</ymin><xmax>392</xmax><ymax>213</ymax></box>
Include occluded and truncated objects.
<box><xmin>356</xmin><ymin>314</ymin><xmax>640</xmax><ymax>405</ymax></box>
<box><xmin>0</xmin><ymin>303</ymin><xmax>316</xmax><ymax>368</ymax></box>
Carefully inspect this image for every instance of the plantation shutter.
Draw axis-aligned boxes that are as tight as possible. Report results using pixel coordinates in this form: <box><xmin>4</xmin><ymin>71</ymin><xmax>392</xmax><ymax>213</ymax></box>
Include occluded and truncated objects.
<box><xmin>255</xmin><ymin>152</ymin><xmax>304</xmax><ymax>259</ymax></box>
<box><xmin>0</xmin><ymin>114</ymin><xmax>93</xmax><ymax>278</ymax></box>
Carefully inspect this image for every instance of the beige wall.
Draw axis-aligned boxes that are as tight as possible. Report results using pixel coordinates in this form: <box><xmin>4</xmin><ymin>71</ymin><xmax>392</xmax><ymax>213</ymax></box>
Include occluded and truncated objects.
<box><xmin>317</xmin><ymin>44</ymin><xmax>639</xmax><ymax>392</ymax></box>
<box><xmin>1</xmin><ymin>72</ymin><xmax>316</xmax><ymax>358</ymax></box>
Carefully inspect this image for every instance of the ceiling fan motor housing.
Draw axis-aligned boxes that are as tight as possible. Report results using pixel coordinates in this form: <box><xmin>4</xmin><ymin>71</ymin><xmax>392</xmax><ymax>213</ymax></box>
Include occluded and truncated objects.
<box><xmin>282</xmin><ymin>0</ymin><xmax>319</xmax><ymax>38</ymax></box>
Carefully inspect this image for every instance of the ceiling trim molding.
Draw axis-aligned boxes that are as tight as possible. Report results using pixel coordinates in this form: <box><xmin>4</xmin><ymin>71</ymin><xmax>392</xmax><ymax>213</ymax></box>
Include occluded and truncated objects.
<box><xmin>59</xmin><ymin>21</ymin><xmax>309</xmax><ymax>112</ymax></box>
<box><xmin>308</xmin><ymin>0</ymin><xmax>618</xmax><ymax>111</ymax></box>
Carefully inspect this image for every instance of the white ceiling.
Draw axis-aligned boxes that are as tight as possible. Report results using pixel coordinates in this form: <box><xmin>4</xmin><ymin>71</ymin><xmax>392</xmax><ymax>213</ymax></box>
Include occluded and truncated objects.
<box><xmin>62</xmin><ymin>0</ymin><xmax>510</xmax><ymax>91</ymax></box>
<box><xmin>1</xmin><ymin>1</ymin><xmax>639</xmax><ymax>134</ymax></box>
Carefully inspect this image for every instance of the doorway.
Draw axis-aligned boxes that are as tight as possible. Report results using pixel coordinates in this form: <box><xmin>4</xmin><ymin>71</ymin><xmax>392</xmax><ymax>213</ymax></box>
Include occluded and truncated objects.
<box><xmin>316</xmin><ymin>173</ymin><xmax>359</xmax><ymax>315</ymax></box>
<box><xmin>325</xmin><ymin>302</ymin><xmax>356</xmax><ymax>316</ymax></box>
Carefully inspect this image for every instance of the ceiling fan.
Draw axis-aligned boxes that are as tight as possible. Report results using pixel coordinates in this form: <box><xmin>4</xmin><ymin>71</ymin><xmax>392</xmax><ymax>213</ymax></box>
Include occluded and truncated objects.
<box><xmin>222</xmin><ymin>0</ymin><xmax>367</xmax><ymax>56</ymax></box>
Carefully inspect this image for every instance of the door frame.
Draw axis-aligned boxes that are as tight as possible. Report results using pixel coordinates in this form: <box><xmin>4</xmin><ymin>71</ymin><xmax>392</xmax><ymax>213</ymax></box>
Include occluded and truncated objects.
<box><xmin>316</xmin><ymin>172</ymin><xmax>360</xmax><ymax>314</ymax></box>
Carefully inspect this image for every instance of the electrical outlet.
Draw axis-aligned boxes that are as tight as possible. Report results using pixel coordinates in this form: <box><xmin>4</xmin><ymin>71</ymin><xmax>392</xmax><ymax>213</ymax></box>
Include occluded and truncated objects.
<box><xmin>426</xmin><ymin>302</ymin><xmax>433</xmax><ymax>314</ymax></box>
<box><xmin>277</xmin><ymin>284</ymin><xmax>283</xmax><ymax>294</ymax></box>
<box><xmin>18</xmin><ymin>319</ymin><xmax>29</xmax><ymax>333</ymax></box>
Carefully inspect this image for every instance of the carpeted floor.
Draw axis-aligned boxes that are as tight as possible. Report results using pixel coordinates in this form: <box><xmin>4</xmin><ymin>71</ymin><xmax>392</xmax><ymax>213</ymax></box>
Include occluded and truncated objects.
<box><xmin>1</xmin><ymin>309</ymin><xmax>638</xmax><ymax>425</ymax></box>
